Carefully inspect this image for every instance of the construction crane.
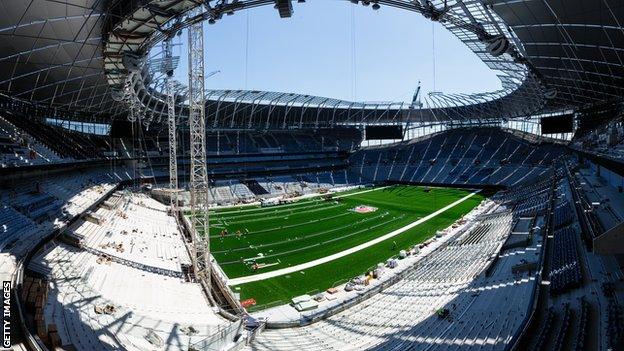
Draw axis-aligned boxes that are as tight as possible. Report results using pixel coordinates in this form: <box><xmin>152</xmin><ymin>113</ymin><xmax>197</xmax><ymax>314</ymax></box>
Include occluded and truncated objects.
<box><xmin>206</xmin><ymin>70</ymin><xmax>221</xmax><ymax>79</ymax></box>
<box><xmin>162</xmin><ymin>38</ymin><xmax>179</xmax><ymax>209</ymax></box>
<box><xmin>188</xmin><ymin>8</ymin><xmax>211</xmax><ymax>294</ymax></box>
<box><xmin>411</xmin><ymin>81</ymin><xmax>423</xmax><ymax>108</ymax></box>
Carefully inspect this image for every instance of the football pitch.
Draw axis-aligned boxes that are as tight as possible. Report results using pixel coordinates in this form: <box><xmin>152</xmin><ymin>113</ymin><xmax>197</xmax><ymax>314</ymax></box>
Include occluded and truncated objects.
<box><xmin>201</xmin><ymin>185</ymin><xmax>484</xmax><ymax>310</ymax></box>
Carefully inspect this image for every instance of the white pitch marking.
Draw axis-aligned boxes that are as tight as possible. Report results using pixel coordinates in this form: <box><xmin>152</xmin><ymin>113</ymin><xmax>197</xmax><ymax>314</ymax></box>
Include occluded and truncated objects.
<box><xmin>333</xmin><ymin>186</ymin><xmax>391</xmax><ymax>198</ymax></box>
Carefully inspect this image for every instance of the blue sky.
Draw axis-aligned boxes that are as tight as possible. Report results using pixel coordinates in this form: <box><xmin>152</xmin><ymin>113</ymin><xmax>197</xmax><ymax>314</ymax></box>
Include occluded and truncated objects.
<box><xmin>168</xmin><ymin>1</ymin><xmax>500</xmax><ymax>103</ymax></box>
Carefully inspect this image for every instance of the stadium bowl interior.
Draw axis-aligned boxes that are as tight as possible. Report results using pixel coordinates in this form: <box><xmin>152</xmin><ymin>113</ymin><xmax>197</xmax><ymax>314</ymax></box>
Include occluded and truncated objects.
<box><xmin>1</xmin><ymin>1</ymin><xmax>624</xmax><ymax>350</ymax></box>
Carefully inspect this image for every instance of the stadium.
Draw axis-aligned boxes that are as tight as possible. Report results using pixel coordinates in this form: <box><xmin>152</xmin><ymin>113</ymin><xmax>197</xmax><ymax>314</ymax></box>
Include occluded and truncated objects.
<box><xmin>1</xmin><ymin>0</ymin><xmax>624</xmax><ymax>350</ymax></box>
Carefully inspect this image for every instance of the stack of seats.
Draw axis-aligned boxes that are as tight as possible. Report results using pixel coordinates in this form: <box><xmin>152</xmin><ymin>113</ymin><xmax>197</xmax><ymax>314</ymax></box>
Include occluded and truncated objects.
<box><xmin>552</xmin><ymin>304</ymin><xmax>571</xmax><ymax>351</ymax></box>
<box><xmin>242</xmin><ymin>179</ymin><xmax>269</xmax><ymax>196</ymax></box>
<box><xmin>0</xmin><ymin>205</ymin><xmax>41</xmax><ymax>254</ymax></box>
<box><xmin>553</xmin><ymin>201</ymin><xmax>575</xmax><ymax>229</ymax></box>
<box><xmin>608</xmin><ymin>299</ymin><xmax>624</xmax><ymax>350</ymax></box>
<box><xmin>531</xmin><ymin>308</ymin><xmax>556</xmax><ymax>351</ymax></box>
<box><xmin>230</xmin><ymin>181</ymin><xmax>254</xmax><ymax>200</ymax></box>
<box><xmin>550</xmin><ymin>226</ymin><xmax>582</xmax><ymax>295</ymax></box>
<box><xmin>573</xmin><ymin>298</ymin><xmax>589</xmax><ymax>351</ymax></box>
<box><xmin>9</xmin><ymin>190</ymin><xmax>63</xmax><ymax>223</ymax></box>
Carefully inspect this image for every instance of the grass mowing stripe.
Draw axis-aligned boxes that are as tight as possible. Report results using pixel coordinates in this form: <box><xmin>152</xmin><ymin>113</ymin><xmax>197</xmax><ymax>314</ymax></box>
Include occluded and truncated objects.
<box><xmin>215</xmin><ymin>203</ymin><xmax>347</xmax><ymax>226</ymax></box>
<box><xmin>239</xmin><ymin>211</ymin><xmax>352</xmax><ymax>235</ymax></box>
<box><xmin>210</xmin><ymin>206</ymin><xmax>351</xmax><ymax>239</ymax></box>
<box><xmin>212</xmin><ymin>211</ymin><xmax>395</xmax><ymax>274</ymax></box>
<box><xmin>213</xmin><ymin>203</ymin><xmax>326</xmax><ymax>223</ymax></box>
<box><xmin>212</xmin><ymin>200</ymin><xmax>328</xmax><ymax>221</ymax></box>
<box><xmin>210</xmin><ymin>211</ymin><xmax>353</xmax><ymax>240</ymax></box>
<box><xmin>217</xmin><ymin>214</ymin><xmax>401</xmax><ymax>265</ymax></box>
<box><xmin>210</xmin><ymin>198</ymin><xmax>318</xmax><ymax>214</ymax></box>
<box><xmin>211</xmin><ymin>211</ymin><xmax>364</xmax><ymax>253</ymax></box>
<box><xmin>211</xmin><ymin>187</ymin><xmax>371</xmax><ymax>215</ymax></box>
<box><xmin>209</xmin><ymin>206</ymin><xmax>358</xmax><ymax>247</ymax></box>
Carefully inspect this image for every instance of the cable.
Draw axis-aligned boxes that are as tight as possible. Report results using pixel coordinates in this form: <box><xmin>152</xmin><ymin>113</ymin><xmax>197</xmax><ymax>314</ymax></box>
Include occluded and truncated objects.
<box><xmin>245</xmin><ymin>10</ymin><xmax>250</xmax><ymax>89</ymax></box>
<box><xmin>432</xmin><ymin>22</ymin><xmax>436</xmax><ymax>92</ymax></box>
<box><xmin>351</xmin><ymin>6</ymin><xmax>357</xmax><ymax>101</ymax></box>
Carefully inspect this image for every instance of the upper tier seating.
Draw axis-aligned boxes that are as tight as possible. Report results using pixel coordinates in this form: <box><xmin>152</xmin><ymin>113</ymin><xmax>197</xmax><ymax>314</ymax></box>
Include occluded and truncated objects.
<box><xmin>348</xmin><ymin>127</ymin><xmax>564</xmax><ymax>187</ymax></box>
<box><xmin>146</xmin><ymin>127</ymin><xmax>362</xmax><ymax>157</ymax></box>
<box><xmin>2</xmin><ymin>112</ymin><xmax>108</xmax><ymax>160</ymax></box>
<box><xmin>572</xmin><ymin>115</ymin><xmax>624</xmax><ymax>161</ymax></box>
<box><xmin>0</xmin><ymin>116</ymin><xmax>64</xmax><ymax>167</ymax></box>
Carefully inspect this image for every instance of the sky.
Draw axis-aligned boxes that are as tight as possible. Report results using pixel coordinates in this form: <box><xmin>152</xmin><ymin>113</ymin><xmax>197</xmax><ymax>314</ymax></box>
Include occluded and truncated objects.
<box><xmin>166</xmin><ymin>0</ymin><xmax>501</xmax><ymax>103</ymax></box>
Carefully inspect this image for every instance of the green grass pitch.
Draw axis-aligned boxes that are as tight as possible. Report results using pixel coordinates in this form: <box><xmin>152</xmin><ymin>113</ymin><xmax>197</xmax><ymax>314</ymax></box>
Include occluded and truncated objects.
<box><xmin>198</xmin><ymin>185</ymin><xmax>484</xmax><ymax>310</ymax></box>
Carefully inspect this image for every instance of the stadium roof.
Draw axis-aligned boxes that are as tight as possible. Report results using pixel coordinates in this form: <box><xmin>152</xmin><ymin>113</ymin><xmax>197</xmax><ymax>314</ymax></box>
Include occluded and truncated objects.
<box><xmin>0</xmin><ymin>0</ymin><xmax>622</xmax><ymax>124</ymax></box>
<box><xmin>488</xmin><ymin>0</ymin><xmax>624</xmax><ymax>109</ymax></box>
<box><xmin>0</xmin><ymin>0</ymin><xmax>112</xmax><ymax>114</ymax></box>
